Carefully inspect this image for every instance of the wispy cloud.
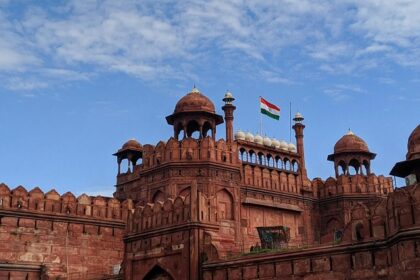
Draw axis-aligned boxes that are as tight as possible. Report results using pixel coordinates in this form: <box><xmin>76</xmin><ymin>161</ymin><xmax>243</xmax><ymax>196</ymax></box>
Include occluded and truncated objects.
<box><xmin>323</xmin><ymin>84</ymin><xmax>366</xmax><ymax>101</ymax></box>
<box><xmin>1</xmin><ymin>1</ymin><xmax>420</xmax><ymax>90</ymax></box>
<box><xmin>6</xmin><ymin>77</ymin><xmax>48</xmax><ymax>91</ymax></box>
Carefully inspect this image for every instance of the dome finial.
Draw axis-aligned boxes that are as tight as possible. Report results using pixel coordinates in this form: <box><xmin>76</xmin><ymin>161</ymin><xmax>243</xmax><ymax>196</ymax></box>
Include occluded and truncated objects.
<box><xmin>293</xmin><ymin>112</ymin><xmax>304</xmax><ymax>123</ymax></box>
<box><xmin>191</xmin><ymin>84</ymin><xmax>199</xmax><ymax>93</ymax></box>
<box><xmin>223</xmin><ymin>90</ymin><xmax>235</xmax><ymax>104</ymax></box>
<box><xmin>347</xmin><ymin>128</ymin><xmax>354</xmax><ymax>135</ymax></box>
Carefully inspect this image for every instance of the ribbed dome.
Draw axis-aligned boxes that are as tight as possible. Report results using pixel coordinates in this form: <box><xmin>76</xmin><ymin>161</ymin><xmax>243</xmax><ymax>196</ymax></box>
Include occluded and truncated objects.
<box><xmin>272</xmin><ymin>138</ymin><xmax>280</xmax><ymax>148</ymax></box>
<box><xmin>254</xmin><ymin>134</ymin><xmax>263</xmax><ymax>144</ymax></box>
<box><xmin>263</xmin><ymin>136</ymin><xmax>272</xmax><ymax>146</ymax></box>
<box><xmin>288</xmin><ymin>143</ymin><xmax>297</xmax><ymax>152</ymax></box>
<box><xmin>279</xmin><ymin>140</ymin><xmax>288</xmax><ymax>151</ymax></box>
<box><xmin>245</xmin><ymin>132</ymin><xmax>254</xmax><ymax>142</ymax></box>
<box><xmin>122</xmin><ymin>139</ymin><xmax>142</xmax><ymax>150</ymax></box>
<box><xmin>334</xmin><ymin>131</ymin><xmax>369</xmax><ymax>154</ymax></box>
<box><xmin>235</xmin><ymin>130</ymin><xmax>246</xmax><ymax>140</ymax></box>
<box><xmin>407</xmin><ymin>124</ymin><xmax>420</xmax><ymax>160</ymax></box>
<box><xmin>174</xmin><ymin>87</ymin><xmax>215</xmax><ymax>114</ymax></box>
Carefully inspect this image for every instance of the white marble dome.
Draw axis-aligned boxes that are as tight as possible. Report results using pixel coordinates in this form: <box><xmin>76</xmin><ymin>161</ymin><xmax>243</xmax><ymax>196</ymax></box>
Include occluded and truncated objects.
<box><xmin>271</xmin><ymin>138</ymin><xmax>280</xmax><ymax>148</ymax></box>
<box><xmin>245</xmin><ymin>132</ymin><xmax>254</xmax><ymax>142</ymax></box>
<box><xmin>263</xmin><ymin>136</ymin><xmax>272</xmax><ymax>146</ymax></box>
<box><xmin>279</xmin><ymin>140</ymin><xmax>288</xmax><ymax>151</ymax></box>
<box><xmin>254</xmin><ymin>134</ymin><xmax>263</xmax><ymax>144</ymax></box>
<box><xmin>288</xmin><ymin>143</ymin><xmax>297</xmax><ymax>152</ymax></box>
<box><xmin>224</xmin><ymin>91</ymin><xmax>233</xmax><ymax>99</ymax></box>
<box><xmin>235</xmin><ymin>130</ymin><xmax>245</xmax><ymax>140</ymax></box>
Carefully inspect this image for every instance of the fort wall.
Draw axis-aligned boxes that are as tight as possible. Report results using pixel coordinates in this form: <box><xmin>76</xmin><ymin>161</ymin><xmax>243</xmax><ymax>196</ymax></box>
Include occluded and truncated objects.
<box><xmin>202</xmin><ymin>183</ymin><xmax>420</xmax><ymax>280</ymax></box>
<box><xmin>0</xmin><ymin>184</ymin><xmax>133</xmax><ymax>279</ymax></box>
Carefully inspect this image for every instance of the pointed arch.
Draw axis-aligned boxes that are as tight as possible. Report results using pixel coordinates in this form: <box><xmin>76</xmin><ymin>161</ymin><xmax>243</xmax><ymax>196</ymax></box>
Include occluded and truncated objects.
<box><xmin>186</xmin><ymin>120</ymin><xmax>200</xmax><ymax>139</ymax></box>
<box><xmin>249</xmin><ymin>150</ymin><xmax>256</xmax><ymax>164</ymax></box>
<box><xmin>337</xmin><ymin>160</ymin><xmax>346</xmax><ymax>176</ymax></box>
<box><xmin>257</xmin><ymin>152</ymin><xmax>265</xmax><ymax>165</ymax></box>
<box><xmin>216</xmin><ymin>189</ymin><xmax>234</xmax><ymax>220</ymax></box>
<box><xmin>143</xmin><ymin>265</ymin><xmax>174</xmax><ymax>280</ymax></box>
<box><xmin>283</xmin><ymin>158</ymin><xmax>290</xmax><ymax>170</ymax></box>
<box><xmin>348</xmin><ymin>158</ymin><xmax>360</xmax><ymax>175</ymax></box>
<box><xmin>179</xmin><ymin>186</ymin><xmax>191</xmax><ymax>198</ymax></box>
<box><xmin>152</xmin><ymin>190</ymin><xmax>165</xmax><ymax>203</ymax></box>
<box><xmin>202</xmin><ymin>121</ymin><xmax>213</xmax><ymax>138</ymax></box>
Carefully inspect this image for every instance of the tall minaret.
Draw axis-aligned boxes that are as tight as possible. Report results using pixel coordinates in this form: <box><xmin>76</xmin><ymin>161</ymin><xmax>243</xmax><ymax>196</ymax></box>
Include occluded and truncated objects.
<box><xmin>222</xmin><ymin>91</ymin><xmax>236</xmax><ymax>143</ymax></box>
<box><xmin>292</xmin><ymin>112</ymin><xmax>308</xmax><ymax>178</ymax></box>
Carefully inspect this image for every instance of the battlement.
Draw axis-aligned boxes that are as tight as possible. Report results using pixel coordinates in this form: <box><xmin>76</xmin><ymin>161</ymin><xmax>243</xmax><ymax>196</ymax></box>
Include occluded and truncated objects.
<box><xmin>127</xmin><ymin>194</ymin><xmax>192</xmax><ymax>234</ymax></box>
<box><xmin>312</xmin><ymin>174</ymin><xmax>393</xmax><ymax>199</ymax></box>
<box><xmin>0</xmin><ymin>183</ymin><xmax>134</xmax><ymax>221</ymax></box>
<box><xmin>320</xmin><ymin>183</ymin><xmax>420</xmax><ymax>245</ymax></box>
<box><xmin>117</xmin><ymin>137</ymin><xmax>238</xmax><ymax>178</ymax></box>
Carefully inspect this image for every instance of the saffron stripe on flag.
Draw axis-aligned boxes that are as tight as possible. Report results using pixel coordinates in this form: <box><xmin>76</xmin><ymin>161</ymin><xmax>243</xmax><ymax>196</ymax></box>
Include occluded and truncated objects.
<box><xmin>260</xmin><ymin>97</ymin><xmax>280</xmax><ymax>111</ymax></box>
<box><xmin>260</xmin><ymin>97</ymin><xmax>280</xmax><ymax>120</ymax></box>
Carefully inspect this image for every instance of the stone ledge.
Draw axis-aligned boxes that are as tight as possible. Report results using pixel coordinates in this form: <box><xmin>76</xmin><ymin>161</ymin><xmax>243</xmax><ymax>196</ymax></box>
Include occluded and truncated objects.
<box><xmin>242</xmin><ymin>197</ymin><xmax>303</xmax><ymax>212</ymax></box>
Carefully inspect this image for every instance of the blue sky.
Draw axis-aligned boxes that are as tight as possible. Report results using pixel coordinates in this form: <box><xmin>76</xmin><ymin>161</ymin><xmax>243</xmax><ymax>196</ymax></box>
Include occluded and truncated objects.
<box><xmin>0</xmin><ymin>0</ymin><xmax>419</xmax><ymax>196</ymax></box>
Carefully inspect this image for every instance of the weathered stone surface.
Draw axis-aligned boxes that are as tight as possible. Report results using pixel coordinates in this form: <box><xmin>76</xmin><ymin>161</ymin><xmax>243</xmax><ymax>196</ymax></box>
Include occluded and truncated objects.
<box><xmin>1</xmin><ymin>92</ymin><xmax>420</xmax><ymax>280</ymax></box>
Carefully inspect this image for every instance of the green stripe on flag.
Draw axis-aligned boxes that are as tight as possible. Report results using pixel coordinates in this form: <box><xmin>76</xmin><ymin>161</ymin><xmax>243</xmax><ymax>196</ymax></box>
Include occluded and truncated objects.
<box><xmin>261</xmin><ymin>108</ymin><xmax>279</xmax><ymax>120</ymax></box>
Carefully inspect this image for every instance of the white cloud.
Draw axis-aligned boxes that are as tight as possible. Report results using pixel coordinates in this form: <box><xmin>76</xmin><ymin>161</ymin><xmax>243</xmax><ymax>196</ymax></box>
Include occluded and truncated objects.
<box><xmin>323</xmin><ymin>84</ymin><xmax>366</xmax><ymax>101</ymax></box>
<box><xmin>0</xmin><ymin>10</ymin><xmax>40</xmax><ymax>71</ymax></box>
<box><xmin>259</xmin><ymin>69</ymin><xmax>292</xmax><ymax>85</ymax></box>
<box><xmin>6</xmin><ymin>77</ymin><xmax>48</xmax><ymax>91</ymax></box>
<box><xmin>40</xmin><ymin>68</ymin><xmax>91</xmax><ymax>81</ymax></box>
<box><xmin>1</xmin><ymin>0</ymin><xmax>420</xmax><ymax>89</ymax></box>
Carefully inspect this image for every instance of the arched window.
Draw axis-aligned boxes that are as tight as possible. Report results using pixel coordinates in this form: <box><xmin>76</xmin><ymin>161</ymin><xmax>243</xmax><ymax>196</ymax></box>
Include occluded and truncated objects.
<box><xmin>348</xmin><ymin>159</ymin><xmax>360</xmax><ymax>175</ymax></box>
<box><xmin>284</xmin><ymin>158</ymin><xmax>290</xmax><ymax>170</ymax></box>
<box><xmin>337</xmin><ymin>160</ymin><xmax>346</xmax><ymax>176</ymax></box>
<box><xmin>267</xmin><ymin>155</ymin><xmax>273</xmax><ymax>167</ymax></box>
<box><xmin>362</xmin><ymin>160</ymin><xmax>370</xmax><ymax>175</ymax></box>
<box><xmin>249</xmin><ymin>150</ymin><xmax>256</xmax><ymax>164</ymax></box>
<box><xmin>275</xmin><ymin>156</ymin><xmax>281</xmax><ymax>168</ymax></box>
<box><xmin>326</xmin><ymin>218</ymin><xmax>340</xmax><ymax>236</ymax></box>
<box><xmin>175</xmin><ymin>122</ymin><xmax>185</xmax><ymax>140</ymax></box>
<box><xmin>202</xmin><ymin>121</ymin><xmax>212</xmax><ymax>138</ymax></box>
<box><xmin>355</xmin><ymin>223</ymin><xmax>364</xmax><ymax>241</ymax></box>
<box><xmin>186</xmin><ymin>120</ymin><xmax>200</xmax><ymax>139</ymax></box>
<box><xmin>291</xmin><ymin>160</ymin><xmax>298</xmax><ymax>172</ymax></box>
<box><xmin>239</xmin><ymin>148</ymin><xmax>247</xmax><ymax>162</ymax></box>
<box><xmin>152</xmin><ymin>190</ymin><xmax>165</xmax><ymax>203</ymax></box>
<box><xmin>216</xmin><ymin>189</ymin><xmax>234</xmax><ymax>220</ymax></box>
<box><xmin>258</xmin><ymin>153</ymin><xmax>265</xmax><ymax>165</ymax></box>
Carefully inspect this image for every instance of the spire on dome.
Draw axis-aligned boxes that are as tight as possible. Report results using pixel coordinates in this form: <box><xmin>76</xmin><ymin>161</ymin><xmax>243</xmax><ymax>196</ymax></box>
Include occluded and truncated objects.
<box><xmin>191</xmin><ymin>85</ymin><xmax>200</xmax><ymax>93</ymax></box>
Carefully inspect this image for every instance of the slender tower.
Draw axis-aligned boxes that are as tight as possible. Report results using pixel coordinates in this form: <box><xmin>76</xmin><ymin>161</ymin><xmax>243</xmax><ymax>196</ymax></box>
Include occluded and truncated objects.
<box><xmin>222</xmin><ymin>91</ymin><xmax>236</xmax><ymax>143</ymax></box>
<box><xmin>292</xmin><ymin>112</ymin><xmax>308</xmax><ymax>178</ymax></box>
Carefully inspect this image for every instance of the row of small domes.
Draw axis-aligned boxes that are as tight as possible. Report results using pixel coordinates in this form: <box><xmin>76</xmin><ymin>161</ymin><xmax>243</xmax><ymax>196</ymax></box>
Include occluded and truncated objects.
<box><xmin>235</xmin><ymin>130</ymin><xmax>297</xmax><ymax>152</ymax></box>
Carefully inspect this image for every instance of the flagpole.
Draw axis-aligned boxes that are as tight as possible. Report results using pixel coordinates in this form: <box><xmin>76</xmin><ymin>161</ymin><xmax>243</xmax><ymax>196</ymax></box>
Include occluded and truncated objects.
<box><xmin>289</xmin><ymin>101</ymin><xmax>292</xmax><ymax>142</ymax></box>
<box><xmin>259</xmin><ymin>96</ymin><xmax>263</xmax><ymax>135</ymax></box>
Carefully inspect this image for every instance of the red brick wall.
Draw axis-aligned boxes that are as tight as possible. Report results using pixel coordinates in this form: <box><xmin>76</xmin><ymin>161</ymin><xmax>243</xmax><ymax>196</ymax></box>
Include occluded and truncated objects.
<box><xmin>202</xmin><ymin>239</ymin><xmax>420</xmax><ymax>280</ymax></box>
<box><xmin>0</xmin><ymin>184</ymin><xmax>133</xmax><ymax>279</ymax></box>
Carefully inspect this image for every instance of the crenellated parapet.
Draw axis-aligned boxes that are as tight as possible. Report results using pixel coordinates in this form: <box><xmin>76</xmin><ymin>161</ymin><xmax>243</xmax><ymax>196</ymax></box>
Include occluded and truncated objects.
<box><xmin>117</xmin><ymin>136</ymin><xmax>238</xmax><ymax>181</ymax></box>
<box><xmin>318</xmin><ymin>181</ymin><xmax>420</xmax><ymax>245</ymax></box>
<box><xmin>127</xmin><ymin>194</ymin><xmax>192</xmax><ymax>234</ymax></box>
<box><xmin>313</xmin><ymin>173</ymin><xmax>393</xmax><ymax>199</ymax></box>
<box><xmin>0</xmin><ymin>183</ymin><xmax>133</xmax><ymax>221</ymax></box>
<box><xmin>385</xmin><ymin>184</ymin><xmax>420</xmax><ymax>235</ymax></box>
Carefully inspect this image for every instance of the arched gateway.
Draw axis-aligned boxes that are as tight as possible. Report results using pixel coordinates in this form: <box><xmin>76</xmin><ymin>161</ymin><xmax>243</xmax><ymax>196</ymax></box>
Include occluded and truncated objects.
<box><xmin>143</xmin><ymin>265</ymin><xmax>174</xmax><ymax>280</ymax></box>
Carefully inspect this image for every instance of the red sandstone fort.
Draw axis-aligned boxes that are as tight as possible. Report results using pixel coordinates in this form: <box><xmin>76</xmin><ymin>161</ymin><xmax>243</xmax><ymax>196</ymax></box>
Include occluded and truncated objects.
<box><xmin>0</xmin><ymin>87</ymin><xmax>419</xmax><ymax>280</ymax></box>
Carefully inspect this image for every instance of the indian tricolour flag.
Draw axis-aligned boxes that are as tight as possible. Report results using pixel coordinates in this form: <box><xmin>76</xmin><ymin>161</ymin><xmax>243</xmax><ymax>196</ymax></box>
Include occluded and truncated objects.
<box><xmin>260</xmin><ymin>97</ymin><xmax>280</xmax><ymax>120</ymax></box>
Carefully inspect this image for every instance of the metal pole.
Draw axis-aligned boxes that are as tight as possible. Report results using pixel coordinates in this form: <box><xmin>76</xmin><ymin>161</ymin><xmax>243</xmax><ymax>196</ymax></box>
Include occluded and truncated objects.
<box><xmin>289</xmin><ymin>101</ymin><xmax>292</xmax><ymax>142</ymax></box>
<box><xmin>259</xmin><ymin>96</ymin><xmax>263</xmax><ymax>135</ymax></box>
